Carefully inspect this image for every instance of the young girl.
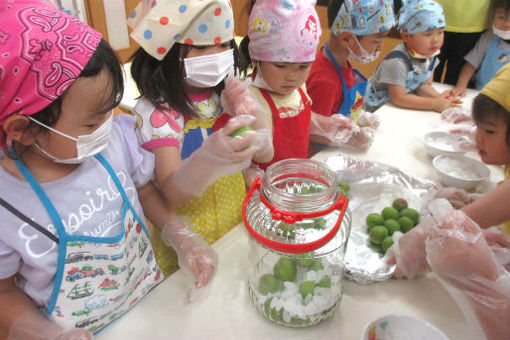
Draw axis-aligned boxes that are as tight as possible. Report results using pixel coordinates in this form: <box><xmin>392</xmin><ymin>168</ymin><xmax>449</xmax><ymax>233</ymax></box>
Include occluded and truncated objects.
<box><xmin>0</xmin><ymin>1</ymin><xmax>216</xmax><ymax>338</ymax></box>
<box><xmin>452</xmin><ymin>0</ymin><xmax>510</xmax><ymax>96</ymax></box>
<box><xmin>127</xmin><ymin>0</ymin><xmax>272</xmax><ymax>276</ymax></box>
<box><xmin>364</xmin><ymin>0</ymin><xmax>459</xmax><ymax>113</ymax></box>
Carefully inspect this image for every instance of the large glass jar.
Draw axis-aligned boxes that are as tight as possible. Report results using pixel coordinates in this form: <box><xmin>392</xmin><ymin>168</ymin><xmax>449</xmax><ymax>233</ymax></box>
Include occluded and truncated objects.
<box><xmin>243</xmin><ymin>159</ymin><xmax>351</xmax><ymax>328</ymax></box>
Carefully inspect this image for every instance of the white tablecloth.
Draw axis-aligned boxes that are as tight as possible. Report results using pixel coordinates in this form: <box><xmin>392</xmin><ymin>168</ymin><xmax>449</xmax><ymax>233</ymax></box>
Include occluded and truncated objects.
<box><xmin>97</xmin><ymin>83</ymin><xmax>502</xmax><ymax>340</ymax></box>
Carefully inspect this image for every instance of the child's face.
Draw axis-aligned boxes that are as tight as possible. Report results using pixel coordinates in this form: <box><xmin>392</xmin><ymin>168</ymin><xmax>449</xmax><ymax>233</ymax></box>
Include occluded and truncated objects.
<box><xmin>257</xmin><ymin>61</ymin><xmax>312</xmax><ymax>96</ymax></box>
<box><xmin>184</xmin><ymin>41</ymin><xmax>231</xmax><ymax>58</ymax></box>
<box><xmin>475</xmin><ymin>115</ymin><xmax>510</xmax><ymax>166</ymax></box>
<box><xmin>493</xmin><ymin>8</ymin><xmax>510</xmax><ymax>31</ymax></box>
<box><xmin>356</xmin><ymin>31</ymin><xmax>389</xmax><ymax>55</ymax></box>
<box><xmin>34</xmin><ymin>68</ymin><xmax>113</xmax><ymax>161</ymax></box>
<box><xmin>407</xmin><ymin>28</ymin><xmax>444</xmax><ymax>57</ymax></box>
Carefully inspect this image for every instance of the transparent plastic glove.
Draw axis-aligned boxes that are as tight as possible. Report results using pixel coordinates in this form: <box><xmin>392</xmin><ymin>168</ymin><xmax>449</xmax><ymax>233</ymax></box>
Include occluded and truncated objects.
<box><xmin>424</xmin><ymin>203</ymin><xmax>510</xmax><ymax>340</ymax></box>
<box><xmin>242</xmin><ymin>163</ymin><xmax>265</xmax><ymax>188</ymax></box>
<box><xmin>171</xmin><ymin>115</ymin><xmax>261</xmax><ymax>196</ymax></box>
<box><xmin>449</xmin><ymin>125</ymin><xmax>477</xmax><ymax>151</ymax></box>
<box><xmin>357</xmin><ymin>110</ymin><xmax>380</xmax><ymax>129</ymax></box>
<box><xmin>441</xmin><ymin>107</ymin><xmax>472</xmax><ymax>124</ymax></box>
<box><xmin>432</xmin><ymin>187</ymin><xmax>484</xmax><ymax>209</ymax></box>
<box><xmin>386</xmin><ymin>215</ymin><xmax>434</xmax><ymax>279</ymax></box>
<box><xmin>309</xmin><ymin>112</ymin><xmax>354</xmax><ymax>144</ymax></box>
<box><xmin>334</xmin><ymin>125</ymin><xmax>375</xmax><ymax>151</ymax></box>
<box><xmin>8</xmin><ymin>311</ymin><xmax>93</xmax><ymax>340</ymax></box>
<box><xmin>220</xmin><ymin>76</ymin><xmax>269</xmax><ymax>131</ymax></box>
<box><xmin>161</xmin><ymin>218</ymin><xmax>218</xmax><ymax>292</ymax></box>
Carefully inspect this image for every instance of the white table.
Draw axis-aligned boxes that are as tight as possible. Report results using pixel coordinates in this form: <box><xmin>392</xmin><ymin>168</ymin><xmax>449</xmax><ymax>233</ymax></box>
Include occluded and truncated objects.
<box><xmin>97</xmin><ymin>84</ymin><xmax>502</xmax><ymax>340</ymax></box>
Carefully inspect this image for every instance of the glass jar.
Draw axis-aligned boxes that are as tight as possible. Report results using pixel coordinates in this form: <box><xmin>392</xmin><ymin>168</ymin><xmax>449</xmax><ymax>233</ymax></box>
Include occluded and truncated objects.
<box><xmin>243</xmin><ymin>159</ymin><xmax>351</xmax><ymax>328</ymax></box>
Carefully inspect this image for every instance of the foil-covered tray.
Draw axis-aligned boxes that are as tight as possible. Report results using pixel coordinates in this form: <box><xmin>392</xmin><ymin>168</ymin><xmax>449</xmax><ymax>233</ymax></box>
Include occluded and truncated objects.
<box><xmin>322</xmin><ymin>155</ymin><xmax>438</xmax><ymax>284</ymax></box>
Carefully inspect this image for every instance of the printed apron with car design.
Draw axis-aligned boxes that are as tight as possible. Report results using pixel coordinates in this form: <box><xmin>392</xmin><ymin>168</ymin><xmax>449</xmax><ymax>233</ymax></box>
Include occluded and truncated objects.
<box><xmin>13</xmin><ymin>153</ymin><xmax>163</xmax><ymax>334</ymax></box>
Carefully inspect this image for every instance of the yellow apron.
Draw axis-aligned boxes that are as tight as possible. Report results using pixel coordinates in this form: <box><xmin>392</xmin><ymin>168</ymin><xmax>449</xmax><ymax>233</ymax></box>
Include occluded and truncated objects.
<box><xmin>152</xmin><ymin>114</ymin><xmax>246</xmax><ymax>276</ymax></box>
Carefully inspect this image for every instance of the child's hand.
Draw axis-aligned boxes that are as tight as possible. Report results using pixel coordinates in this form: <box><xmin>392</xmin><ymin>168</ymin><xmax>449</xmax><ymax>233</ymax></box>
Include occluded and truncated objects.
<box><xmin>162</xmin><ymin>218</ymin><xmax>218</xmax><ymax>289</ymax></box>
<box><xmin>441</xmin><ymin>107</ymin><xmax>472</xmax><ymax>124</ymax></box>
<box><xmin>449</xmin><ymin>87</ymin><xmax>467</xmax><ymax>99</ymax></box>
<box><xmin>432</xmin><ymin>96</ymin><xmax>459</xmax><ymax>113</ymax></box>
<box><xmin>342</xmin><ymin>126</ymin><xmax>375</xmax><ymax>151</ymax></box>
<box><xmin>357</xmin><ymin>110</ymin><xmax>380</xmax><ymax>129</ymax></box>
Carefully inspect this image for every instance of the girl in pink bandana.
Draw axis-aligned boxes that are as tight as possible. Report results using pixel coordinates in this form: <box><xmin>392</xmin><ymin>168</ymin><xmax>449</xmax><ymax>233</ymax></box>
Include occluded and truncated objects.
<box><xmin>127</xmin><ymin>0</ymin><xmax>273</xmax><ymax>276</ymax></box>
<box><xmin>0</xmin><ymin>1</ymin><xmax>216</xmax><ymax>338</ymax></box>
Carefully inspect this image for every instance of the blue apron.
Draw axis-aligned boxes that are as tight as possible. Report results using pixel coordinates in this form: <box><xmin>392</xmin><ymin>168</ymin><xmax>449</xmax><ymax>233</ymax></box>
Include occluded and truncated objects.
<box><xmin>12</xmin><ymin>153</ymin><xmax>162</xmax><ymax>334</ymax></box>
<box><xmin>364</xmin><ymin>50</ymin><xmax>437</xmax><ymax>111</ymax></box>
<box><xmin>324</xmin><ymin>43</ymin><xmax>367</xmax><ymax>121</ymax></box>
<box><xmin>475</xmin><ymin>35</ymin><xmax>510</xmax><ymax>90</ymax></box>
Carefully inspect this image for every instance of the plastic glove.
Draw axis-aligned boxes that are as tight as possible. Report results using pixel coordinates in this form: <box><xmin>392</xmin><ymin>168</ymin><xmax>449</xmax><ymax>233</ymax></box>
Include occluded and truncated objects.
<box><xmin>357</xmin><ymin>110</ymin><xmax>380</xmax><ymax>129</ymax></box>
<box><xmin>424</xmin><ymin>202</ymin><xmax>510</xmax><ymax>340</ymax></box>
<box><xmin>242</xmin><ymin>163</ymin><xmax>265</xmax><ymax>188</ymax></box>
<box><xmin>309</xmin><ymin>112</ymin><xmax>354</xmax><ymax>144</ymax></box>
<box><xmin>161</xmin><ymin>217</ymin><xmax>218</xmax><ymax>290</ymax></box>
<box><xmin>220</xmin><ymin>76</ymin><xmax>273</xmax><ymax>160</ymax></box>
<box><xmin>386</xmin><ymin>215</ymin><xmax>433</xmax><ymax>279</ymax></box>
<box><xmin>170</xmin><ymin>114</ymin><xmax>262</xmax><ymax>197</ymax></box>
<box><xmin>441</xmin><ymin>107</ymin><xmax>472</xmax><ymax>124</ymax></box>
<box><xmin>449</xmin><ymin>125</ymin><xmax>477</xmax><ymax>151</ymax></box>
<box><xmin>335</xmin><ymin>125</ymin><xmax>375</xmax><ymax>151</ymax></box>
<box><xmin>433</xmin><ymin>187</ymin><xmax>483</xmax><ymax>209</ymax></box>
<box><xmin>8</xmin><ymin>310</ymin><xmax>93</xmax><ymax>340</ymax></box>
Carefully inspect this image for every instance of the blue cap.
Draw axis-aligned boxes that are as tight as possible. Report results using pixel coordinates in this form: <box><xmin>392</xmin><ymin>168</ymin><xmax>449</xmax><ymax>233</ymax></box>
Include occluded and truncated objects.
<box><xmin>331</xmin><ymin>0</ymin><xmax>396</xmax><ymax>36</ymax></box>
<box><xmin>398</xmin><ymin>0</ymin><xmax>445</xmax><ymax>34</ymax></box>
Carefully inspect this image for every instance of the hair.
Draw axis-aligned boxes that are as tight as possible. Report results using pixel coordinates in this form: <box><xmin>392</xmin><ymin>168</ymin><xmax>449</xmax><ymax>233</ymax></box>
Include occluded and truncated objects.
<box><xmin>130</xmin><ymin>40</ymin><xmax>240</xmax><ymax>118</ymax></box>
<box><xmin>489</xmin><ymin>0</ymin><xmax>510</xmax><ymax>24</ymax></box>
<box><xmin>472</xmin><ymin>93</ymin><xmax>510</xmax><ymax>148</ymax></box>
<box><xmin>5</xmin><ymin>39</ymin><xmax>123</xmax><ymax>157</ymax></box>
<box><xmin>328</xmin><ymin>0</ymin><xmax>345</xmax><ymax>28</ymax></box>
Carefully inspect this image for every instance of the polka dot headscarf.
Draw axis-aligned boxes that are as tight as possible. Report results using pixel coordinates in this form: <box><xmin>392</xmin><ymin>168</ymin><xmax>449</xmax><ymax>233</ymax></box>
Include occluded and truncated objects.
<box><xmin>128</xmin><ymin>0</ymin><xmax>235</xmax><ymax>60</ymax></box>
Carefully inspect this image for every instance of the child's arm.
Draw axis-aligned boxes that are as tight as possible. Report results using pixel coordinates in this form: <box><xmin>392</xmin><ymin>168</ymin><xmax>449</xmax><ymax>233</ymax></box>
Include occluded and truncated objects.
<box><xmin>0</xmin><ymin>276</ymin><xmax>92</xmax><ymax>340</ymax></box>
<box><xmin>462</xmin><ymin>179</ymin><xmax>510</xmax><ymax>228</ymax></box>
<box><xmin>137</xmin><ymin>182</ymin><xmax>217</xmax><ymax>288</ymax></box>
<box><xmin>388</xmin><ymin>80</ymin><xmax>456</xmax><ymax>113</ymax></box>
<box><xmin>451</xmin><ymin>63</ymin><xmax>477</xmax><ymax>98</ymax></box>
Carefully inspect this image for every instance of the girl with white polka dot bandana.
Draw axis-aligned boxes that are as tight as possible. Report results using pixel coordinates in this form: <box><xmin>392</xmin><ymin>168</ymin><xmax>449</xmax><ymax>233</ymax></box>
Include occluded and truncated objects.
<box><xmin>125</xmin><ymin>0</ymin><xmax>273</xmax><ymax>276</ymax></box>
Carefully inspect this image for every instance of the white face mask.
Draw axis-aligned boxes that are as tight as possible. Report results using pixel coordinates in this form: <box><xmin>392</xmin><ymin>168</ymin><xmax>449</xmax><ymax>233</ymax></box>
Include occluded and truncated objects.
<box><xmin>29</xmin><ymin>113</ymin><xmax>113</xmax><ymax>164</ymax></box>
<box><xmin>493</xmin><ymin>25</ymin><xmax>510</xmax><ymax>40</ymax></box>
<box><xmin>347</xmin><ymin>36</ymin><xmax>380</xmax><ymax>63</ymax></box>
<box><xmin>183</xmin><ymin>49</ymin><xmax>234</xmax><ymax>88</ymax></box>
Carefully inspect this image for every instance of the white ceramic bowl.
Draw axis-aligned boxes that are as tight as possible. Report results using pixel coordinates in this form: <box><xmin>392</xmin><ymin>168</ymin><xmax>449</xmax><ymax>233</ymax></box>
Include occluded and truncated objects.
<box><xmin>423</xmin><ymin>131</ymin><xmax>468</xmax><ymax>157</ymax></box>
<box><xmin>432</xmin><ymin>154</ymin><xmax>490</xmax><ymax>190</ymax></box>
<box><xmin>360</xmin><ymin>314</ymin><xmax>450</xmax><ymax>340</ymax></box>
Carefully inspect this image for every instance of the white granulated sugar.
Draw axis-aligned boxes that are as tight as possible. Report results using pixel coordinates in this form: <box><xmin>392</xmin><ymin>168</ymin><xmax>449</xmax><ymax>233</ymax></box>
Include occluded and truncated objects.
<box><xmin>436</xmin><ymin>158</ymin><xmax>481</xmax><ymax>180</ymax></box>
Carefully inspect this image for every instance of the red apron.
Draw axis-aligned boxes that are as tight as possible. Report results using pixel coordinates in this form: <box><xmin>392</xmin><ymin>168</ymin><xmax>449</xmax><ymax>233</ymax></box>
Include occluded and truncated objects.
<box><xmin>257</xmin><ymin>87</ymin><xmax>311</xmax><ymax>170</ymax></box>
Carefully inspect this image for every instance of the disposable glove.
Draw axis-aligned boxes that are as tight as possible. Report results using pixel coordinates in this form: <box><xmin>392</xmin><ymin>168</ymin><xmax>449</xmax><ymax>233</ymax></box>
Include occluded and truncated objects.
<box><xmin>357</xmin><ymin>110</ymin><xmax>380</xmax><ymax>129</ymax></box>
<box><xmin>449</xmin><ymin>125</ymin><xmax>477</xmax><ymax>151</ymax></box>
<box><xmin>8</xmin><ymin>311</ymin><xmax>93</xmax><ymax>340</ymax></box>
<box><xmin>170</xmin><ymin>114</ymin><xmax>262</xmax><ymax>197</ymax></box>
<box><xmin>309</xmin><ymin>112</ymin><xmax>354</xmax><ymax>144</ymax></box>
<box><xmin>242</xmin><ymin>163</ymin><xmax>265</xmax><ymax>188</ymax></box>
<box><xmin>441</xmin><ymin>107</ymin><xmax>472</xmax><ymax>124</ymax></box>
<box><xmin>424</xmin><ymin>202</ymin><xmax>510</xmax><ymax>340</ymax></box>
<box><xmin>432</xmin><ymin>187</ymin><xmax>483</xmax><ymax>209</ymax></box>
<box><xmin>335</xmin><ymin>125</ymin><xmax>375</xmax><ymax>151</ymax></box>
<box><xmin>220</xmin><ymin>76</ymin><xmax>273</xmax><ymax>159</ymax></box>
<box><xmin>161</xmin><ymin>217</ymin><xmax>218</xmax><ymax>290</ymax></box>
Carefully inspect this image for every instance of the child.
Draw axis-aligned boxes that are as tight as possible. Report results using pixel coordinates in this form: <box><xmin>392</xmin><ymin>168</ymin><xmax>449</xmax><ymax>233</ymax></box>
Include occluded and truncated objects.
<box><xmin>0</xmin><ymin>1</ymin><xmax>216</xmax><ymax>338</ymax></box>
<box><xmin>236</xmin><ymin>0</ymin><xmax>321</xmax><ymax>169</ymax></box>
<box><xmin>364</xmin><ymin>0</ymin><xmax>458</xmax><ymax>113</ymax></box>
<box><xmin>390</xmin><ymin>66</ymin><xmax>510</xmax><ymax>339</ymax></box>
<box><xmin>306</xmin><ymin>0</ymin><xmax>395</xmax><ymax>122</ymax></box>
<box><xmin>433</xmin><ymin>0</ymin><xmax>490</xmax><ymax>86</ymax></box>
<box><xmin>452</xmin><ymin>0</ymin><xmax>510</xmax><ymax>96</ymax></box>
<box><xmin>127</xmin><ymin>0</ymin><xmax>272</xmax><ymax>276</ymax></box>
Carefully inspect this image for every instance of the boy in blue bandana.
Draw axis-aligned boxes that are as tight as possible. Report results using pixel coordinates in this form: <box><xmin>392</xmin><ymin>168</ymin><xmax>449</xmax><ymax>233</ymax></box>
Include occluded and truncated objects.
<box><xmin>364</xmin><ymin>0</ymin><xmax>459</xmax><ymax>113</ymax></box>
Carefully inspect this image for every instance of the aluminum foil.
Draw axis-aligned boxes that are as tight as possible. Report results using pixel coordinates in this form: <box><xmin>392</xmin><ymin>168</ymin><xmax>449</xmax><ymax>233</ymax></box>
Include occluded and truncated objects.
<box><xmin>321</xmin><ymin>155</ymin><xmax>438</xmax><ymax>284</ymax></box>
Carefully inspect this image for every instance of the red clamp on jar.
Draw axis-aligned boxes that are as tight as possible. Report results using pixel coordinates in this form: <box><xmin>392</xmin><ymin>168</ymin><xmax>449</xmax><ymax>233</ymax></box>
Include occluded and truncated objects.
<box><xmin>243</xmin><ymin>159</ymin><xmax>351</xmax><ymax>327</ymax></box>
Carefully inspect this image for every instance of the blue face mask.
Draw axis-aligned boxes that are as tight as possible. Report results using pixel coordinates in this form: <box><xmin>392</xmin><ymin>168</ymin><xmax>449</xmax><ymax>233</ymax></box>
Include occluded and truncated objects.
<box><xmin>29</xmin><ymin>113</ymin><xmax>113</xmax><ymax>164</ymax></box>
